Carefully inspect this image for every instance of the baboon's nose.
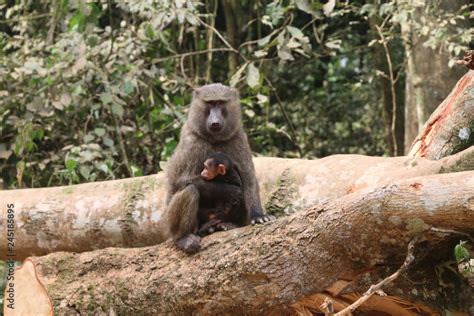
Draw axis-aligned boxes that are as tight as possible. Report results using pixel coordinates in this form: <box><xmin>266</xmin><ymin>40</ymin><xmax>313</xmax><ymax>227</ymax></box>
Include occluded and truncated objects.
<box><xmin>210</xmin><ymin>122</ymin><xmax>223</xmax><ymax>131</ymax></box>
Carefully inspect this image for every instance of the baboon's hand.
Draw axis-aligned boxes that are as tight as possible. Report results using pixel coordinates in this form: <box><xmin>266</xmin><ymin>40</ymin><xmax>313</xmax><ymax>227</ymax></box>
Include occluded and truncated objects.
<box><xmin>197</xmin><ymin>220</ymin><xmax>222</xmax><ymax>236</ymax></box>
<box><xmin>176</xmin><ymin>234</ymin><xmax>201</xmax><ymax>254</ymax></box>
<box><xmin>250</xmin><ymin>214</ymin><xmax>276</xmax><ymax>225</ymax></box>
<box><xmin>215</xmin><ymin>222</ymin><xmax>238</xmax><ymax>231</ymax></box>
<box><xmin>250</xmin><ymin>205</ymin><xmax>275</xmax><ymax>224</ymax></box>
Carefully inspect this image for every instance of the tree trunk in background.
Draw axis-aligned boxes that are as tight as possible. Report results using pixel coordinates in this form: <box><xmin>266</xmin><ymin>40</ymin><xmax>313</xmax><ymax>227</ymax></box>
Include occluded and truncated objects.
<box><xmin>369</xmin><ymin>12</ymin><xmax>405</xmax><ymax>156</ymax></box>
<box><xmin>401</xmin><ymin>0</ymin><xmax>467</xmax><ymax>154</ymax></box>
<box><xmin>372</xmin><ymin>39</ymin><xmax>395</xmax><ymax>156</ymax></box>
<box><xmin>221</xmin><ymin>0</ymin><xmax>238</xmax><ymax>73</ymax></box>
<box><xmin>205</xmin><ymin>0</ymin><xmax>218</xmax><ymax>82</ymax></box>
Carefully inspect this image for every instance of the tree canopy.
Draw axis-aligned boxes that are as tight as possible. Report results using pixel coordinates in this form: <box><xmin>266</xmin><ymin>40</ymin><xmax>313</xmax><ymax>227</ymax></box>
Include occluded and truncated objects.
<box><xmin>0</xmin><ymin>0</ymin><xmax>470</xmax><ymax>188</ymax></box>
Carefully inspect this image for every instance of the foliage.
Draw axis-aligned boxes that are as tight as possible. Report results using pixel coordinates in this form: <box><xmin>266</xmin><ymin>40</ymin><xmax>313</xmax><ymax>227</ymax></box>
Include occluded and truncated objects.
<box><xmin>454</xmin><ymin>240</ymin><xmax>470</xmax><ymax>264</ymax></box>
<box><xmin>454</xmin><ymin>240</ymin><xmax>473</xmax><ymax>281</ymax></box>
<box><xmin>0</xmin><ymin>0</ymin><xmax>470</xmax><ymax>188</ymax></box>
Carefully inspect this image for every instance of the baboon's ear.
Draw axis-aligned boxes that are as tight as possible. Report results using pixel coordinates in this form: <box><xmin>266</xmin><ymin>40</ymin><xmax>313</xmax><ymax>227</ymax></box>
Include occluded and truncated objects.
<box><xmin>230</xmin><ymin>87</ymin><xmax>240</xmax><ymax>99</ymax></box>
<box><xmin>217</xmin><ymin>164</ymin><xmax>227</xmax><ymax>176</ymax></box>
<box><xmin>193</xmin><ymin>87</ymin><xmax>202</xmax><ymax>99</ymax></box>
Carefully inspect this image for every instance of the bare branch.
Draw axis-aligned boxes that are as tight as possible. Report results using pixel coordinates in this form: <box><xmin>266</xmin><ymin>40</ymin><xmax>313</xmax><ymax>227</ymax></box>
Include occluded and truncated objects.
<box><xmin>152</xmin><ymin>48</ymin><xmax>235</xmax><ymax>64</ymax></box>
<box><xmin>335</xmin><ymin>237</ymin><xmax>419</xmax><ymax>316</ymax></box>
<box><xmin>375</xmin><ymin>24</ymin><xmax>399</xmax><ymax>155</ymax></box>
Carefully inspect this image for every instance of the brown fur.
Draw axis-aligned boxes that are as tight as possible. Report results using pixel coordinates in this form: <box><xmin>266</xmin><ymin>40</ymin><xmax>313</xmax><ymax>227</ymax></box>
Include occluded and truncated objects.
<box><xmin>165</xmin><ymin>83</ymin><xmax>268</xmax><ymax>252</ymax></box>
<box><xmin>165</xmin><ymin>185</ymin><xmax>200</xmax><ymax>238</ymax></box>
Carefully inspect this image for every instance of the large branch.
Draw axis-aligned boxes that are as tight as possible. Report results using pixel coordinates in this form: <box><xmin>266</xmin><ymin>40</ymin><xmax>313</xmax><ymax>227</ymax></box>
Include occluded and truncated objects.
<box><xmin>408</xmin><ymin>70</ymin><xmax>474</xmax><ymax>159</ymax></box>
<box><xmin>1</xmin><ymin>147</ymin><xmax>473</xmax><ymax>260</ymax></box>
<box><xmin>6</xmin><ymin>171</ymin><xmax>474</xmax><ymax>315</ymax></box>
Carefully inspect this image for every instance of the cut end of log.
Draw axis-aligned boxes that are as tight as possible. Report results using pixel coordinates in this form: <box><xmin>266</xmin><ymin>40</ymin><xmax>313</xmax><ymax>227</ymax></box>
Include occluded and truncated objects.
<box><xmin>3</xmin><ymin>259</ymin><xmax>53</xmax><ymax>316</ymax></box>
<box><xmin>407</xmin><ymin>70</ymin><xmax>474</xmax><ymax>159</ymax></box>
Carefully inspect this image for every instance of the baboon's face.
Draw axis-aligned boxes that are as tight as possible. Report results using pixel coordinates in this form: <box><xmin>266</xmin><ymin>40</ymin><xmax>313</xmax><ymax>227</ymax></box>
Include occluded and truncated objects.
<box><xmin>200</xmin><ymin>158</ymin><xmax>227</xmax><ymax>181</ymax></box>
<box><xmin>205</xmin><ymin>99</ymin><xmax>227</xmax><ymax>133</ymax></box>
<box><xmin>188</xmin><ymin>84</ymin><xmax>241</xmax><ymax>142</ymax></box>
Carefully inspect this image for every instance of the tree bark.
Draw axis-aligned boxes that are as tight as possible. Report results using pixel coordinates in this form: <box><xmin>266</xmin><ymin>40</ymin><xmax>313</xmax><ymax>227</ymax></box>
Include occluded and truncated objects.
<box><xmin>401</xmin><ymin>0</ymin><xmax>468</xmax><ymax>153</ymax></box>
<box><xmin>5</xmin><ymin>171</ymin><xmax>474</xmax><ymax>315</ymax></box>
<box><xmin>221</xmin><ymin>0</ymin><xmax>238</xmax><ymax>73</ymax></box>
<box><xmin>1</xmin><ymin>147</ymin><xmax>472</xmax><ymax>260</ymax></box>
<box><xmin>408</xmin><ymin>70</ymin><xmax>474</xmax><ymax>159</ymax></box>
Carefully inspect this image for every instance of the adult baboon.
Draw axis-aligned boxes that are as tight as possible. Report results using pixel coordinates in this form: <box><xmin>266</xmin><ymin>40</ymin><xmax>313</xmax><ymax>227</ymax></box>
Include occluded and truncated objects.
<box><xmin>165</xmin><ymin>83</ymin><xmax>272</xmax><ymax>254</ymax></box>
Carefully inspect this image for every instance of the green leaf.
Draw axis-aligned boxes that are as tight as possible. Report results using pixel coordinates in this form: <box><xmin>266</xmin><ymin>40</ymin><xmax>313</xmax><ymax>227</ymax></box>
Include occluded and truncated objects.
<box><xmin>66</xmin><ymin>159</ymin><xmax>77</xmax><ymax>171</ymax></box>
<box><xmin>246</xmin><ymin>63</ymin><xmax>260</xmax><ymax>89</ymax></box>
<box><xmin>80</xmin><ymin>150</ymin><xmax>95</xmax><ymax>162</ymax></box>
<box><xmin>68</xmin><ymin>11</ymin><xmax>86</xmax><ymax>32</ymax></box>
<box><xmin>87</xmin><ymin>35</ymin><xmax>99</xmax><ymax>47</ymax></box>
<box><xmin>111</xmin><ymin>103</ymin><xmax>124</xmax><ymax>117</ymax></box>
<box><xmin>124</xmin><ymin>81</ymin><xmax>134</xmax><ymax>95</ymax></box>
<box><xmin>266</xmin><ymin>2</ymin><xmax>284</xmax><ymax>26</ymax></box>
<box><xmin>79</xmin><ymin>165</ymin><xmax>92</xmax><ymax>179</ymax></box>
<box><xmin>295</xmin><ymin>0</ymin><xmax>316</xmax><ymax>16</ymax></box>
<box><xmin>257</xmin><ymin>34</ymin><xmax>272</xmax><ymax>47</ymax></box>
<box><xmin>73</xmin><ymin>85</ymin><xmax>84</xmax><ymax>96</ymax></box>
<box><xmin>94</xmin><ymin>128</ymin><xmax>106</xmax><ymax>137</ymax></box>
<box><xmin>454</xmin><ymin>241</ymin><xmax>470</xmax><ymax>263</ymax></box>
<box><xmin>26</xmin><ymin>142</ymin><xmax>35</xmax><ymax>152</ymax></box>
<box><xmin>100</xmin><ymin>93</ymin><xmax>113</xmax><ymax>105</ymax></box>
<box><xmin>145</xmin><ymin>24</ymin><xmax>155</xmax><ymax>39</ymax></box>
<box><xmin>98</xmin><ymin>163</ymin><xmax>110</xmax><ymax>173</ymax></box>
<box><xmin>33</xmin><ymin>129</ymin><xmax>44</xmax><ymax>140</ymax></box>
<box><xmin>287</xmin><ymin>26</ymin><xmax>305</xmax><ymax>40</ymax></box>
<box><xmin>103</xmin><ymin>137</ymin><xmax>114</xmax><ymax>148</ymax></box>
<box><xmin>84</xmin><ymin>134</ymin><xmax>95</xmax><ymax>143</ymax></box>
<box><xmin>131</xmin><ymin>165</ymin><xmax>143</xmax><ymax>177</ymax></box>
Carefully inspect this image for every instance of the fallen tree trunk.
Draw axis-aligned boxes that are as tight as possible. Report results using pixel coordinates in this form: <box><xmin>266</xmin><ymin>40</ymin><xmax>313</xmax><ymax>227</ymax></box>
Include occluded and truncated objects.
<box><xmin>408</xmin><ymin>70</ymin><xmax>474</xmax><ymax>159</ymax></box>
<box><xmin>1</xmin><ymin>147</ymin><xmax>473</xmax><ymax>260</ymax></box>
<box><xmin>6</xmin><ymin>171</ymin><xmax>473</xmax><ymax>315</ymax></box>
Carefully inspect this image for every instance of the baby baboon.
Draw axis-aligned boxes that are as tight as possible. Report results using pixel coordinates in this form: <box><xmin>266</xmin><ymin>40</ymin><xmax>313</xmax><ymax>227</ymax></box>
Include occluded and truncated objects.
<box><xmin>197</xmin><ymin>152</ymin><xmax>245</xmax><ymax>236</ymax></box>
<box><xmin>165</xmin><ymin>83</ymin><xmax>272</xmax><ymax>254</ymax></box>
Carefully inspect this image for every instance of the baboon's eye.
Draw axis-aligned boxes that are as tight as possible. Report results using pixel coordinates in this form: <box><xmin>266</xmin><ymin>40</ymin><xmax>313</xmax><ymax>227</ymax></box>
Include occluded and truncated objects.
<box><xmin>222</xmin><ymin>108</ymin><xmax>228</xmax><ymax>117</ymax></box>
